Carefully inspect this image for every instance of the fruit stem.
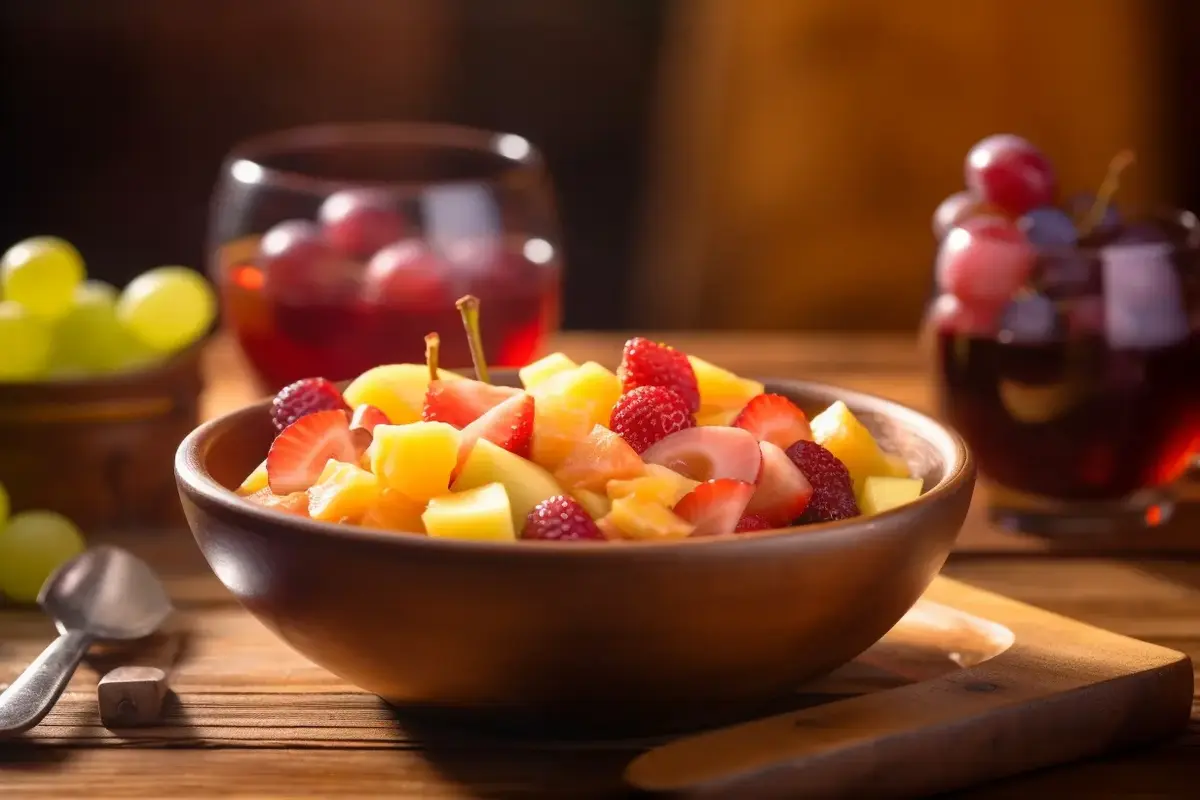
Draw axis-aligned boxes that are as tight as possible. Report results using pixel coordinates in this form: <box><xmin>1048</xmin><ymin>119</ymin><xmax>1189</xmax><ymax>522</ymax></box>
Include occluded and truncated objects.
<box><xmin>424</xmin><ymin>332</ymin><xmax>440</xmax><ymax>383</ymax></box>
<box><xmin>1081</xmin><ymin>149</ymin><xmax>1136</xmax><ymax>236</ymax></box>
<box><xmin>455</xmin><ymin>295</ymin><xmax>490</xmax><ymax>384</ymax></box>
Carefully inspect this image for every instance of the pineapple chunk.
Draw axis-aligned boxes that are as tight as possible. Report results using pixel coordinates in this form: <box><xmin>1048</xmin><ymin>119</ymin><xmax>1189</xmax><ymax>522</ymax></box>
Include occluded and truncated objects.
<box><xmin>569</xmin><ymin>488</ymin><xmax>612</xmax><ymax>520</ymax></box>
<box><xmin>423</xmin><ymin>483</ymin><xmax>516</xmax><ymax>542</ymax></box>
<box><xmin>452</xmin><ymin>438</ymin><xmax>564</xmax><ymax>530</ymax></box>
<box><xmin>605</xmin><ymin>496</ymin><xmax>695</xmax><ymax>541</ymax></box>
<box><xmin>695</xmin><ymin>406</ymin><xmax>742</xmax><ymax>427</ymax></box>
<box><xmin>368</xmin><ymin>422</ymin><xmax>460</xmax><ymax>502</ymax></box>
<box><xmin>308</xmin><ymin>460</ymin><xmax>381</xmax><ymax>523</ymax></box>
<box><xmin>519</xmin><ymin>352</ymin><xmax>579</xmax><ymax>390</ymax></box>
<box><xmin>860</xmin><ymin>476</ymin><xmax>924</xmax><ymax>516</ymax></box>
<box><xmin>810</xmin><ymin>401</ymin><xmax>909</xmax><ymax>494</ymax></box>
<box><xmin>688</xmin><ymin>355</ymin><xmax>764</xmax><ymax>411</ymax></box>
<box><xmin>344</xmin><ymin>364</ymin><xmax>464</xmax><ymax>426</ymax></box>
<box><xmin>606</xmin><ymin>464</ymin><xmax>699</xmax><ymax>507</ymax></box>
<box><xmin>237</xmin><ymin>459</ymin><xmax>269</xmax><ymax>495</ymax></box>
<box><xmin>361</xmin><ymin>488</ymin><xmax>427</xmax><ymax>533</ymax></box>
<box><xmin>530</xmin><ymin>405</ymin><xmax>594</xmax><ymax>471</ymax></box>
<box><xmin>531</xmin><ymin>362</ymin><xmax>622</xmax><ymax>429</ymax></box>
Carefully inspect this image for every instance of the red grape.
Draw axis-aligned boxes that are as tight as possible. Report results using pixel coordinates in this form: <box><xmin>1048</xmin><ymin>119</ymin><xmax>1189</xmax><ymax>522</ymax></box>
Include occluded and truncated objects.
<box><xmin>936</xmin><ymin>216</ymin><xmax>1036</xmax><ymax>307</ymax></box>
<box><xmin>361</xmin><ymin>240</ymin><xmax>450</xmax><ymax>308</ymax></box>
<box><xmin>259</xmin><ymin>220</ymin><xmax>360</xmax><ymax>303</ymax></box>
<box><xmin>932</xmin><ymin>191</ymin><xmax>999</xmax><ymax>240</ymax></box>
<box><xmin>319</xmin><ymin>189</ymin><xmax>407</xmax><ymax>260</ymax></box>
<box><xmin>964</xmin><ymin>135</ymin><xmax>1057</xmax><ymax>216</ymax></box>
<box><xmin>926</xmin><ymin>293</ymin><xmax>1001</xmax><ymax>337</ymax></box>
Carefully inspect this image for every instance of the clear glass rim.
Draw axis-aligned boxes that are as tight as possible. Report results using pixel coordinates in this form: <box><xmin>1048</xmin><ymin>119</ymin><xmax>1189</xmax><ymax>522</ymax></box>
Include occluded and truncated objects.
<box><xmin>223</xmin><ymin>122</ymin><xmax>546</xmax><ymax>195</ymax></box>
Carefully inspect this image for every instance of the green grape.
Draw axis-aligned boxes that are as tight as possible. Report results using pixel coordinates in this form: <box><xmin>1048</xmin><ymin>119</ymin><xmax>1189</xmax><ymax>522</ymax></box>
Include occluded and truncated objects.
<box><xmin>0</xmin><ymin>510</ymin><xmax>86</xmax><ymax>604</ymax></box>
<box><xmin>0</xmin><ymin>300</ymin><xmax>52</xmax><ymax>380</ymax></box>
<box><xmin>49</xmin><ymin>281</ymin><xmax>129</xmax><ymax>374</ymax></box>
<box><xmin>117</xmin><ymin>266</ymin><xmax>217</xmax><ymax>354</ymax></box>
<box><xmin>0</xmin><ymin>236</ymin><xmax>86</xmax><ymax>320</ymax></box>
<box><xmin>0</xmin><ymin>480</ymin><xmax>9</xmax><ymax>528</ymax></box>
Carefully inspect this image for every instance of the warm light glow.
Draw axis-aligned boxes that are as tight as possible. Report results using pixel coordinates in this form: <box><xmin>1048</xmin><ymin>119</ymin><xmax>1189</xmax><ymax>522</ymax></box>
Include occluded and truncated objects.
<box><xmin>522</xmin><ymin>238</ymin><xmax>554</xmax><ymax>264</ymax></box>
<box><xmin>231</xmin><ymin>159</ymin><xmax>265</xmax><ymax>185</ymax></box>
<box><xmin>495</xmin><ymin>134</ymin><xmax>531</xmax><ymax>161</ymax></box>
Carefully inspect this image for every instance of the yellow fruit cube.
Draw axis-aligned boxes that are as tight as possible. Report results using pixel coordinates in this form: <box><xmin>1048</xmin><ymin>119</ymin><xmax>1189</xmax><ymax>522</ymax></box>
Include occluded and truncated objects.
<box><xmin>695</xmin><ymin>406</ymin><xmax>742</xmax><ymax>427</ymax></box>
<box><xmin>605</xmin><ymin>496</ymin><xmax>695</xmax><ymax>541</ymax></box>
<box><xmin>810</xmin><ymin>401</ymin><xmax>910</xmax><ymax>494</ymax></box>
<box><xmin>531</xmin><ymin>361</ymin><xmax>622</xmax><ymax>429</ymax></box>
<box><xmin>529</xmin><ymin>404</ymin><xmax>594</xmax><ymax>471</ymax></box>
<box><xmin>344</xmin><ymin>363</ymin><xmax>464</xmax><ymax>426</ymax></box>
<box><xmin>859</xmin><ymin>476</ymin><xmax>925</xmax><ymax>516</ymax></box>
<box><xmin>237</xmin><ymin>459</ymin><xmax>269</xmax><ymax>495</ymax></box>
<box><xmin>688</xmin><ymin>355</ymin><xmax>764</xmax><ymax>411</ymax></box>
<box><xmin>519</xmin><ymin>352</ymin><xmax>578</xmax><ymax>390</ymax></box>
<box><xmin>368</xmin><ymin>421</ymin><xmax>460</xmax><ymax>502</ymax></box>
<box><xmin>308</xmin><ymin>460</ymin><xmax>381</xmax><ymax>523</ymax></box>
<box><xmin>422</xmin><ymin>483</ymin><xmax>516</xmax><ymax>542</ymax></box>
<box><xmin>452</xmin><ymin>438</ymin><xmax>564</xmax><ymax>530</ymax></box>
<box><xmin>569</xmin><ymin>488</ymin><xmax>612</xmax><ymax>521</ymax></box>
<box><xmin>360</xmin><ymin>488</ymin><xmax>427</xmax><ymax>533</ymax></box>
<box><xmin>606</xmin><ymin>464</ymin><xmax>699</xmax><ymax>507</ymax></box>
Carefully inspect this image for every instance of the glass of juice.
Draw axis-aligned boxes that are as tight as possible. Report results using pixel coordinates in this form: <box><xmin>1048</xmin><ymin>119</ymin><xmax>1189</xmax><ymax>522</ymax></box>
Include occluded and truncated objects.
<box><xmin>208</xmin><ymin>123</ymin><xmax>562</xmax><ymax>391</ymax></box>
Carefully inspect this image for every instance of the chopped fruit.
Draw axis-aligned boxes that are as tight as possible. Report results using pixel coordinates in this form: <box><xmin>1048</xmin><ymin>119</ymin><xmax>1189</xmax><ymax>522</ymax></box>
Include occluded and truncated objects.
<box><xmin>569</xmin><ymin>488</ymin><xmax>612</xmax><ymax>521</ymax></box>
<box><xmin>860</xmin><ymin>476</ymin><xmax>925</xmax><ymax>517</ymax></box>
<box><xmin>642</xmin><ymin>426</ymin><xmax>762</xmax><ymax>484</ymax></box>
<box><xmin>735</xmin><ymin>514</ymin><xmax>773</xmax><ymax>533</ymax></box>
<box><xmin>344</xmin><ymin>364</ymin><xmax>465</xmax><ymax>426</ymax></box>
<box><xmin>350</xmin><ymin>404</ymin><xmax>390</xmax><ymax>433</ymax></box>
<box><xmin>554</xmin><ymin>424</ymin><xmax>646</xmax><ymax>492</ymax></box>
<box><xmin>745</xmin><ymin>442</ymin><xmax>813</xmax><ymax>525</ymax></box>
<box><xmin>368</xmin><ymin>421</ymin><xmax>461</xmax><ymax>502</ymax></box>
<box><xmin>237</xmin><ymin>460</ymin><xmax>269</xmax><ymax>496</ymax></box>
<box><xmin>267</xmin><ymin>410</ymin><xmax>369</xmax><ymax>495</ymax></box>
<box><xmin>687</xmin><ymin>355</ymin><xmax>764</xmax><ymax>412</ymax></box>
<box><xmin>786</xmin><ymin>440</ymin><xmax>860</xmax><ymax>523</ymax></box>
<box><xmin>308</xmin><ymin>460</ymin><xmax>381</xmax><ymax>523</ymax></box>
<box><xmin>695</xmin><ymin>406</ymin><xmax>742</xmax><ymax>427</ymax></box>
<box><xmin>530</xmin><ymin>361</ymin><xmax>623</xmax><ymax>428</ymax></box>
<box><xmin>595</xmin><ymin>515</ymin><xmax>624</xmax><ymax>540</ymax></box>
<box><xmin>610</xmin><ymin>385</ymin><xmax>696</xmax><ymax>454</ymax></box>
<box><xmin>607</xmin><ymin>496</ymin><xmax>695</xmax><ymax>541</ymax></box>
<box><xmin>530</xmin><ymin>405</ymin><xmax>594</xmax><ymax>471</ymax></box>
<box><xmin>519</xmin><ymin>352</ymin><xmax>578</xmax><ymax>390</ymax></box>
<box><xmin>522</xmin><ymin>495</ymin><xmax>605</xmax><ymax>542</ymax></box>
<box><xmin>271</xmin><ymin>377</ymin><xmax>349</xmax><ymax>432</ymax></box>
<box><xmin>809</xmin><ymin>401</ymin><xmax>910</xmax><ymax>494</ymax></box>
<box><xmin>732</xmin><ymin>393</ymin><xmax>813</xmax><ymax>450</ymax></box>
<box><xmin>618</xmin><ymin>337</ymin><xmax>701</xmax><ymax>413</ymax></box>
<box><xmin>673</xmin><ymin>479</ymin><xmax>755</xmax><ymax>537</ymax></box>
<box><xmin>606</xmin><ymin>464</ymin><xmax>700</xmax><ymax>507</ymax></box>
<box><xmin>244</xmin><ymin>488</ymin><xmax>310</xmax><ymax>516</ymax></box>
<box><xmin>422</xmin><ymin>379</ymin><xmax>521</xmax><ymax>429</ymax></box>
<box><xmin>422</xmin><ymin>482</ymin><xmax>516</xmax><ymax>542</ymax></box>
<box><xmin>452</xmin><ymin>438</ymin><xmax>564</xmax><ymax>530</ymax></box>
<box><xmin>360</xmin><ymin>488</ymin><xmax>427</xmax><ymax>533</ymax></box>
<box><xmin>458</xmin><ymin>392</ymin><xmax>534</xmax><ymax>461</ymax></box>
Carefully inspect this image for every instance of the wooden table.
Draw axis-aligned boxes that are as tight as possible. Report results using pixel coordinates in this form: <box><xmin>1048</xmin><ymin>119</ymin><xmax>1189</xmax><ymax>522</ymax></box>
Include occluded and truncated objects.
<box><xmin>3</xmin><ymin>332</ymin><xmax>1198</xmax><ymax>798</ymax></box>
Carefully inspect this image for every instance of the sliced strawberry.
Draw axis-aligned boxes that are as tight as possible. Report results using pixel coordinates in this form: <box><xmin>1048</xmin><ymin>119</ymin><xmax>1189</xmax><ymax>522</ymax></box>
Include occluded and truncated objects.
<box><xmin>618</xmin><ymin>337</ymin><xmax>701</xmax><ymax>413</ymax></box>
<box><xmin>422</xmin><ymin>379</ymin><xmax>521</xmax><ymax>429</ymax></box>
<box><xmin>732</xmin><ymin>394</ymin><xmax>813</xmax><ymax>450</ymax></box>
<box><xmin>458</xmin><ymin>392</ymin><xmax>535</xmax><ymax>461</ymax></box>
<box><xmin>641</xmin><ymin>426</ymin><xmax>762</xmax><ymax>484</ymax></box>
<box><xmin>673</xmin><ymin>479</ymin><xmax>755</xmax><ymax>537</ymax></box>
<box><xmin>266</xmin><ymin>409</ymin><xmax>371</xmax><ymax>495</ymax></box>
<box><xmin>745</xmin><ymin>441</ymin><xmax>812</xmax><ymax>525</ymax></box>
<box><xmin>554</xmin><ymin>424</ymin><xmax>645</xmax><ymax>492</ymax></box>
<box><xmin>350</xmin><ymin>404</ymin><xmax>390</xmax><ymax>433</ymax></box>
<box><xmin>734</xmin><ymin>514</ymin><xmax>773</xmax><ymax>533</ymax></box>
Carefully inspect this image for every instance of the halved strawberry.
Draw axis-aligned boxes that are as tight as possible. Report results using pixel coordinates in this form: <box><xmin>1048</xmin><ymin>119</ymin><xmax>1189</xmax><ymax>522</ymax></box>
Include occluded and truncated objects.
<box><xmin>734</xmin><ymin>514</ymin><xmax>773</xmax><ymax>533</ymax></box>
<box><xmin>745</xmin><ymin>441</ymin><xmax>812</xmax><ymax>525</ymax></box>
<box><xmin>732</xmin><ymin>394</ymin><xmax>813</xmax><ymax>450</ymax></box>
<box><xmin>458</xmin><ymin>392</ymin><xmax>535</xmax><ymax>461</ymax></box>
<box><xmin>422</xmin><ymin>379</ymin><xmax>521</xmax><ymax>429</ymax></box>
<box><xmin>350</xmin><ymin>404</ymin><xmax>390</xmax><ymax>433</ymax></box>
<box><xmin>618</xmin><ymin>337</ymin><xmax>701</xmax><ymax>413</ymax></box>
<box><xmin>267</xmin><ymin>409</ymin><xmax>371</xmax><ymax>495</ymax></box>
<box><xmin>554</xmin><ymin>424</ymin><xmax>646</xmax><ymax>491</ymax></box>
<box><xmin>673</xmin><ymin>479</ymin><xmax>755</xmax><ymax>537</ymax></box>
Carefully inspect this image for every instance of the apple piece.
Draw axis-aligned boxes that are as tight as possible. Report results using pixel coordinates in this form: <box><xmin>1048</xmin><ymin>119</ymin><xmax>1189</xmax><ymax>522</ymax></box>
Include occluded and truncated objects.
<box><xmin>308</xmin><ymin>459</ymin><xmax>381</xmax><ymax>523</ymax></box>
<box><xmin>569</xmin><ymin>488</ymin><xmax>612</xmax><ymax>521</ymax></box>
<box><xmin>554</xmin><ymin>424</ymin><xmax>645</xmax><ymax>492</ymax></box>
<box><xmin>859</xmin><ymin>476</ymin><xmax>925</xmax><ymax>516</ymax></box>
<box><xmin>641</xmin><ymin>426</ymin><xmax>762</xmax><ymax>484</ymax></box>
<box><xmin>237</xmin><ymin>459</ymin><xmax>269</xmax><ymax>496</ymax></box>
<box><xmin>422</xmin><ymin>483</ymin><xmax>516</xmax><ymax>542</ymax></box>
<box><xmin>606</xmin><ymin>464</ymin><xmax>700</xmax><ymax>507</ymax></box>
<box><xmin>606</xmin><ymin>496</ymin><xmax>695</xmax><ymax>541</ymax></box>
<box><xmin>687</xmin><ymin>355</ymin><xmax>764</xmax><ymax>411</ymax></box>
<box><xmin>452</xmin><ymin>438</ymin><xmax>565</xmax><ymax>530</ymax></box>
<box><xmin>519</xmin><ymin>352</ymin><xmax>579</xmax><ymax>390</ymax></box>
<box><xmin>367</xmin><ymin>421</ymin><xmax>461</xmax><ymax>502</ymax></box>
<box><xmin>810</xmin><ymin>401</ymin><xmax>909</xmax><ymax>494</ymax></box>
<box><xmin>344</xmin><ymin>363</ymin><xmax>464</xmax><ymax>426</ymax></box>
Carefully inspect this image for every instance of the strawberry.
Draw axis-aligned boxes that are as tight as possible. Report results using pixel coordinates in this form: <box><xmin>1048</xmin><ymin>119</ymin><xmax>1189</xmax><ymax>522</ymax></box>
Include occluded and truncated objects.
<box><xmin>785</xmin><ymin>440</ymin><xmax>860</xmax><ymax>523</ymax></box>
<box><xmin>745</xmin><ymin>441</ymin><xmax>812</xmax><ymax>525</ymax></box>
<box><xmin>618</xmin><ymin>337</ymin><xmax>701</xmax><ymax>413</ymax></box>
<box><xmin>522</xmin><ymin>495</ymin><xmax>605</xmax><ymax>542</ymax></box>
<box><xmin>673</xmin><ymin>479</ymin><xmax>755</xmax><ymax>537</ymax></box>
<box><xmin>734</xmin><ymin>514</ymin><xmax>773</xmax><ymax>533</ymax></box>
<box><xmin>271</xmin><ymin>377</ymin><xmax>350</xmax><ymax>432</ymax></box>
<box><xmin>459</xmin><ymin>392</ymin><xmax>535</xmax><ymax>460</ymax></box>
<box><xmin>422</xmin><ymin>378</ymin><xmax>520</xmax><ymax>429</ymax></box>
<box><xmin>610</xmin><ymin>385</ymin><xmax>695</xmax><ymax>454</ymax></box>
<box><xmin>350</xmin><ymin>404</ymin><xmax>390</xmax><ymax>433</ymax></box>
<box><xmin>267</xmin><ymin>409</ymin><xmax>371</xmax><ymax>495</ymax></box>
<box><xmin>732</xmin><ymin>394</ymin><xmax>813</xmax><ymax>450</ymax></box>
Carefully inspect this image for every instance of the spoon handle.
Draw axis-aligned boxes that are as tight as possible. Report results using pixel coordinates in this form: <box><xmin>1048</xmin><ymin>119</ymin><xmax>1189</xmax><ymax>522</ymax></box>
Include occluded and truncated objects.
<box><xmin>0</xmin><ymin>629</ymin><xmax>93</xmax><ymax>736</ymax></box>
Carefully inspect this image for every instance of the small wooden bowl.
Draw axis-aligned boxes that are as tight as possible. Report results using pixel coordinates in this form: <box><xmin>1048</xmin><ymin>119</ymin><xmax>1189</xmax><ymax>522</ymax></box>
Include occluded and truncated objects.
<box><xmin>176</xmin><ymin>374</ymin><xmax>975</xmax><ymax>736</ymax></box>
<box><xmin>0</xmin><ymin>345</ymin><xmax>204</xmax><ymax>530</ymax></box>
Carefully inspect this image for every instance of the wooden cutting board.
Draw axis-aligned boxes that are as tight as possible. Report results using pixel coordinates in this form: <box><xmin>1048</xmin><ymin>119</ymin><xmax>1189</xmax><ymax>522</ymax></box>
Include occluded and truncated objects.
<box><xmin>1</xmin><ymin>575</ymin><xmax>1191</xmax><ymax>798</ymax></box>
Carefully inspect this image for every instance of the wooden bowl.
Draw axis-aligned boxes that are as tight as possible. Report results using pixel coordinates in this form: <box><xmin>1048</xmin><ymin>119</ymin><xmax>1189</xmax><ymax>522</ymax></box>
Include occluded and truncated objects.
<box><xmin>0</xmin><ymin>345</ymin><xmax>204</xmax><ymax>530</ymax></box>
<box><xmin>175</xmin><ymin>375</ymin><xmax>974</xmax><ymax>736</ymax></box>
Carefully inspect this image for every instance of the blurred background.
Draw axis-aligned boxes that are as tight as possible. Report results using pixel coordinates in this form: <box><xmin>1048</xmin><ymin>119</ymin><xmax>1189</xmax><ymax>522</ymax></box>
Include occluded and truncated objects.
<box><xmin>0</xmin><ymin>0</ymin><xmax>1194</xmax><ymax>332</ymax></box>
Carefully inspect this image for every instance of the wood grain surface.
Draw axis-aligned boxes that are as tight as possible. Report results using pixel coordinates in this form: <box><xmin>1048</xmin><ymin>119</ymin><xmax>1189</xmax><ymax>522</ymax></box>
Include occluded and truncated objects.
<box><xmin>2</xmin><ymin>331</ymin><xmax>1199</xmax><ymax>798</ymax></box>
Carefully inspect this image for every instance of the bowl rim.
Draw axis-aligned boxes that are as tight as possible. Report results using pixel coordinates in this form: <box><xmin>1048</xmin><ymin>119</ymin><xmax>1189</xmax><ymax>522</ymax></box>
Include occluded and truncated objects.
<box><xmin>176</xmin><ymin>376</ymin><xmax>973</xmax><ymax>557</ymax></box>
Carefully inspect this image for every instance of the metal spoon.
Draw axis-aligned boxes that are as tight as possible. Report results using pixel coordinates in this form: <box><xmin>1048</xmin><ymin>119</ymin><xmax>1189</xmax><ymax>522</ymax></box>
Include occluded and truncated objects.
<box><xmin>0</xmin><ymin>546</ymin><xmax>173</xmax><ymax>736</ymax></box>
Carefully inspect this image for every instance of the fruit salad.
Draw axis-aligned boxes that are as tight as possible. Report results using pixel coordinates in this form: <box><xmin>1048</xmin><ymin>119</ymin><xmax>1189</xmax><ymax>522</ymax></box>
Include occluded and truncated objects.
<box><xmin>237</xmin><ymin>296</ymin><xmax>924</xmax><ymax>542</ymax></box>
